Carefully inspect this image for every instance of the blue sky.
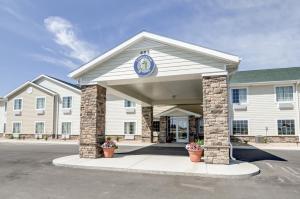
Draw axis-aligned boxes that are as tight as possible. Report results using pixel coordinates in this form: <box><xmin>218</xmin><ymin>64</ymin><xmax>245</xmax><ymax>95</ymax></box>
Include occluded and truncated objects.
<box><xmin>1</xmin><ymin>0</ymin><xmax>300</xmax><ymax>96</ymax></box>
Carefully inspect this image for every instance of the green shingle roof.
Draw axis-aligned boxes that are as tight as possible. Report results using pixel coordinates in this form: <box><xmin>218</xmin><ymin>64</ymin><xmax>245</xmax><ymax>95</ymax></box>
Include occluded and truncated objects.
<box><xmin>230</xmin><ymin>67</ymin><xmax>300</xmax><ymax>84</ymax></box>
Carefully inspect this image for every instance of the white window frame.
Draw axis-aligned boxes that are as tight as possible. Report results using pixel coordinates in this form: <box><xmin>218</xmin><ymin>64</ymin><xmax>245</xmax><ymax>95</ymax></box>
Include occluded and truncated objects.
<box><xmin>12</xmin><ymin>121</ymin><xmax>22</xmax><ymax>134</ymax></box>
<box><xmin>13</xmin><ymin>98</ymin><xmax>23</xmax><ymax>111</ymax></box>
<box><xmin>123</xmin><ymin>120</ymin><xmax>137</xmax><ymax>135</ymax></box>
<box><xmin>61</xmin><ymin>122</ymin><xmax>72</xmax><ymax>135</ymax></box>
<box><xmin>276</xmin><ymin>119</ymin><xmax>296</xmax><ymax>136</ymax></box>
<box><xmin>274</xmin><ymin>85</ymin><xmax>294</xmax><ymax>103</ymax></box>
<box><xmin>231</xmin><ymin>119</ymin><xmax>249</xmax><ymax>136</ymax></box>
<box><xmin>124</xmin><ymin>100</ymin><xmax>136</xmax><ymax>108</ymax></box>
<box><xmin>62</xmin><ymin>96</ymin><xmax>73</xmax><ymax>109</ymax></box>
<box><xmin>36</xmin><ymin>96</ymin><xmax>46</xmax><ymax>110</ymax></box>
<box><xmin>35</xmin><ymin>121</ymin><xmax>45</xmax><ymax>134</ymax></box>
<box><xmin>230</xmin><ymin>87</ymin><xmax>248</xmax><ymax>104</ymax></box>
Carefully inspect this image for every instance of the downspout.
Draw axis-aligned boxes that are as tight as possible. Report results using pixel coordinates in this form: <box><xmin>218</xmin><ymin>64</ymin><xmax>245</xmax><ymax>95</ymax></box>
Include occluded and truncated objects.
<box><xmin>55</xmin><ymin>95</ymin><xmax>59</xmax><ymax>139</ymax></box>
<box><xmin>296</xmin><ymin>81</ymin><xmax>300</xmax><ymax>142</ymax></box>
<box><xmin>226</xmin><ymin>65</ymin><xmax>236</xmax><ymax>160</ymax></box>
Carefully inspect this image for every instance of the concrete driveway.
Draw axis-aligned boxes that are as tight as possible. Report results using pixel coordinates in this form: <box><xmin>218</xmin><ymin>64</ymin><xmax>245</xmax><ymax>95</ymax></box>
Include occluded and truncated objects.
<box><xmin>0</xmin><ymin>143</ymin><xmax>299</xmax><ymax>199</ymax></box>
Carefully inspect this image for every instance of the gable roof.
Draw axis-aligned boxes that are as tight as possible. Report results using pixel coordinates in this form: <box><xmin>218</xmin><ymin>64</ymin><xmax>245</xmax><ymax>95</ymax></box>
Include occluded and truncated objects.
<box><xmin>230</xmin><ymin>67</ymin><xmax>300</xmax><ymax>85</ymax></box>
<box><xmin>4</xmin><ymin>81</ymin><xmax>57</xmax><ymax>99</ymax></box>
<box><xmin>32</xmin><ymin>75</ymin><xmax>81</xmax><ymax>92</ymax></box>
<box><xmin>69</xmin><ymin>31</ymin><xmax>240</xmax><ymax>79</ymax></box>
<box><xmin>155</xmin><ymin>107</ymin><xmax>201</xmax><ymax>118</ymax></box>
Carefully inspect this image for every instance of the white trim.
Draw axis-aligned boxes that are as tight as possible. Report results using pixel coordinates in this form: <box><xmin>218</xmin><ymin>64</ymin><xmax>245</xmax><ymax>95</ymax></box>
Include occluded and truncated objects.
<box><xmin>61</xmin><ymin>121</ymin><xmax>72</xmax><ymax>135</ymax></box>
<box><xmin>230</xmin><ymin>87</ymin><xmax>248</xmax><ymax>105</ymax></box>
<box><xmin>202</xmin><ymin>71</ymin><xmax>228</xmax><ymax>77</ymax></box>
<box><xmin>12</xmin><ymin>121</ymin><xmax>22</xmax><ymax>134</ymax></box>
<box><xmin>4</xmin><ymin>81</ymin><xmax>57</xmax><ymax>98</ymax></box>
<box><xmin>274</xmin><ymin>85</ymin><xmax>295</xmax><ymax>103</ymax></box>
<box><xmin>34</xmin><ymin>121</ymin><xmax>45</xmax><ymax>134</ymax></box>
<box><xmin>156</xmin><ymin>107</ymin><xmax>201</xmax><ymax>118</ymax></box>
<box><xmin>13</xmin><ymin>98</ymin><xmax>23</xmax><ymax>111</ymax></box>
<box><xmin>230</xmin><ymin>80</ymin><xmax>300</xmax><ymax>87</ymax></box>
<box><xmin>231</xmin><ymin>119</ymin><xmax>249</xmax><ymax>136</ymax></box>
<box><xmin>35</xmin><ymin>96</ymin><xmax>46</xmax><ymax>111</ymax></box>
<box><xmin>62</xmin><ymin>96</ymin><xmax>73</xmax><ymax>109</ymax></box>
<box><xmin>32</xmin><ymin>75</ymin><xmax>81</xmax><ymax>93</ymax></box>
<box><xmin>123</xmin><ymin>120</ymin><xmax>137</xmax><ymax>135</ymax></box>
<box><xmin>276</xmin><ymin>118</ymin><xmax>297</xmax><ymax>136</ymax></box>
<box><xmin>69</xmin><ymin>31</ymin><xmax>240</xmax><ymax>78</ymax></box>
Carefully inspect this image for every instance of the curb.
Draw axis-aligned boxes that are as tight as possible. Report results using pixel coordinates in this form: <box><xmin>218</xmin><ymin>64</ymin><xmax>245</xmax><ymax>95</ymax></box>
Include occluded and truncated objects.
<box><xmin>52</xmin><ymin>156</ymin><xmax>260</xmax><ymax>179</ymax></box>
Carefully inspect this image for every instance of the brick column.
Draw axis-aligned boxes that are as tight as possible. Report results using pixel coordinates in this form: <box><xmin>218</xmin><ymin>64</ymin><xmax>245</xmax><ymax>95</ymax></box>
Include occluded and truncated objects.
<box><xmin>80</xmin><ymin>85</ymin><xmax>106</xmax><ymax>158</ymax></box>
<box><xmin>158</xmin><ymin>116</ymin><xmax>167</xmax><ymax>143</ymax></box>
<box><xmin>189</xmin><ymin>116</ymin><xmax>197</xmax><ymax>142</ymax></box>
<box><xmin>142</xmin><ymin>106</ymin><xmax>153</xmax><ymax>142</ymax></box>
<box><xmin>203</xmin><ymin>75</ymin><xmax>230</xmax><ymax>164</ymax></box>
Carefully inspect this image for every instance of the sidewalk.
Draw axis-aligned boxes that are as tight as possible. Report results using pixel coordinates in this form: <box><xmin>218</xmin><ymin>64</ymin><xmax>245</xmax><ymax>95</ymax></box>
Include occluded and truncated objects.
<box><xmin>233</xmin><ymin>142</ymin><xmax>300</xmax><ymax>150</ymax></box>
<box><xmin>53</xmin><ymin>154</ymin><xmax>260</xmax><ymax>178</ymax></box>
<box><xmin>0</xmin><ymin>138</ymin><xmax>78</xmax><ymax>145</ymax></box>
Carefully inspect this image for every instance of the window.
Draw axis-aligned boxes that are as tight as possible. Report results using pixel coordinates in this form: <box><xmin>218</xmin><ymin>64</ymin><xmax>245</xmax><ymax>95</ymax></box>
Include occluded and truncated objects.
<box><xmin>62</xmin><ymin>122</ymin><xmax>71</xmax><ymax>135</ymax></box>
<box><xmin>62</xmin><ymin>96</ymin><xmax>72</xmax><ymax>108</ymax></box>
<box><xmin>124</xmin><ymin>122</ymin><xmax>136</xmax><ymax>134</ymax></box>
<box><xmin>4</xmin><ymin>102</ymin><xmax>7</xmax><ymax>112</ymax></box>
<box><xmin>232</xmin><ymin>120</ymin><xmax>248</xmax><ymax>135</ymax></box>
<box><xmin>35</xmin><ymin>122</ymin><xmax>44</xmax><ymax>134</ymax></box>
<box><xmin>13</xmin><ymin>99</ymin><xmax>22</xmax><ymax>110</ymax></box>
<box><xmin>153</xmin><ymin>121</ymin><xmax>160</xmax><ymax>132</ymax></box>
<box><xmin>276</xmin><ymin>86</ymin><xmax>293</xmax><ymax>102</ymax></box>
<box><xmin>231</xmin><ymin>88</ymin><xmax>247</xmax><ymax>104</ymax></box>
<box><xmin>278</xmin><ymin>120</ymin><xmax>295</xmax><ymax>135</ymax></box>
<box><xmin>13</xmin><ymin>122</ymin><xmax>21</xmax><ymax>133</ymax></box>
<box><xmin>36</xmin><ymin>97</ymin><xmax>45</xmax><ymax>110</ymax></box>
<box><xmin>124</xmin><ymin>100</ymin><xmax>136</xmax><ymax>108</ymax></box>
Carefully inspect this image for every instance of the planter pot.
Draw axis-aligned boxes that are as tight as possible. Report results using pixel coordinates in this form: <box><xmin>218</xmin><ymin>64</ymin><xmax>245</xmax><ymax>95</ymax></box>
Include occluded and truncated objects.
<box><xmin>188</xmin><ymin>149</ymin><xmax>204</xmax><ymax>162</ymax></box>
<box><xmin>103</xmin><ymin>148</ymin><xmax>115</xmax><ymax>158</ymax></box>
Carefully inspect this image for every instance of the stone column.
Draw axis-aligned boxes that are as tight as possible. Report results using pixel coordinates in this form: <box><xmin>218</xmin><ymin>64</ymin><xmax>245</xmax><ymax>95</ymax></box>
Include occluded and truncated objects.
<box><xmin>79</xmin><ymin>85</ymin><xmax>106</xmax><ymax>158</ymax></box>
<box><xmin>202</xmin><ymin>75</ymin><xmax>230</xmax><ymax>164</ymax></box>
<box><xmin>189</xmin><ymin>116</ymin><xmax>197</xmax><ymax>142</ymax></box>
<box><xmin>142</xmin><ymin>106</ymin><xmax>153</xmax><ymax>142</ymax></box>
<box><xmin>158</xmin><ymin>116</ymin><xmax>167</xmax><ymax>143</ymax></box>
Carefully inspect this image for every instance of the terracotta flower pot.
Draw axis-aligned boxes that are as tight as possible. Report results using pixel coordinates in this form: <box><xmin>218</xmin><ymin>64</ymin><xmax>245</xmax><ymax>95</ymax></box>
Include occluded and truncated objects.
<box><xmin>103</xmin><ymin>148</ymin><xmax>115</xmax><ymax>158</ymax></box>
<box><xmin>188</xmin><ymin>149</ymin><xmax>203</xmax><ymax>162</ymax></box>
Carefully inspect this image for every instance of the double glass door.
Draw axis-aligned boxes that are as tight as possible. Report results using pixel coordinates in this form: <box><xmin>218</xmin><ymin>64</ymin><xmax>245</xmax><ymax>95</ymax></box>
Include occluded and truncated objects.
<box><xmin>169</xmin><ymin>117</ymin><xmax>189</xmax><ymax>143</ymax></box>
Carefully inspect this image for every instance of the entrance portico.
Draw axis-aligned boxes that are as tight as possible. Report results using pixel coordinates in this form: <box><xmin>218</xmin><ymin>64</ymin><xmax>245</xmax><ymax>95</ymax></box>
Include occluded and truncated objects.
<box><xmin>69</xmin><ymin>31</ymin><xmax>240</xmax><ymax>164</ymax></box>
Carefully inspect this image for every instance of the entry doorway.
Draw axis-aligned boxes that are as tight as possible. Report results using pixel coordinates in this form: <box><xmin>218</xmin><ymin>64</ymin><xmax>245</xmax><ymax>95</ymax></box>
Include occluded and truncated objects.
<box><xmin>170</xmin><ymin>117</ymin><xmax>189</xmax><ymax>143</ymax></box>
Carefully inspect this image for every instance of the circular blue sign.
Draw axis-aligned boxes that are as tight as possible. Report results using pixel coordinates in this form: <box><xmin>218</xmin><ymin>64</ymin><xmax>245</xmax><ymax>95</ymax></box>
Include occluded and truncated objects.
<box><xmin>134</xmin><ymin>55</ymin><xmax>156</xmax><ymax>77</ymax></box>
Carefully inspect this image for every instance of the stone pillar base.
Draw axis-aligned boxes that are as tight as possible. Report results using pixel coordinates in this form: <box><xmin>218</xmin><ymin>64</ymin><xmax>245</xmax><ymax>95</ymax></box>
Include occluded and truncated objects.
<box><xmin>79</xmin><ymin>144</ymin><xmax>102</xmax><ymax>159</ymax></box>
<box><xmin>204</xmin><ymin>146</ymin><xmax>230</xmax><ymax>164</ymax></box>
<box><xmin>142</xmin><ymin>107</ymin><xmax>153</xmax><ymax>143</ymax></box>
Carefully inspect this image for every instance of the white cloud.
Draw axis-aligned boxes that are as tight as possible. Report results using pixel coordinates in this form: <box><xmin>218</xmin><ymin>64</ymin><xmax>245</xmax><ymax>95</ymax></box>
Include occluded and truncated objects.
<box><xmin>30</xmin><ymin>53</ymin><xmax>78</xmax><ymax>69</ymax></box>
<box><xmin>171</xmin><ymin>0</ymin><xmax>300</xmax><ymax>70</ymax></box>
<box><xmin>44</xmin><ymin>16</ymin><xmax>99</xmax><ymax>63</ymax></box>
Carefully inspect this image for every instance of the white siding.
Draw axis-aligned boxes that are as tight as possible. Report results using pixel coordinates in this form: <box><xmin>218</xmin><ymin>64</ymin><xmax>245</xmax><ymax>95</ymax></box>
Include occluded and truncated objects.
<box><xmin>105</xmin><ymin>94</ymin><xmax>142</xmax><ymax>136</ymax></box>
<box><xmin>0</xmin><ymin>101</ymin><xmax>6</xmax><ymax>133</ymax></box>
<box><xmin>35</xmin><ymin>79</ymin><xmax>81</xmax><ymax>136</ymax></box>
<box><xmin>80</xmin><ymin>39</ymin><xmax>231</xmax><ymax>84</ymax></box>
<box><xmin>230</xmin><ymin>84</ymin><xmax>300</xmax><ymax>137</ymax></box>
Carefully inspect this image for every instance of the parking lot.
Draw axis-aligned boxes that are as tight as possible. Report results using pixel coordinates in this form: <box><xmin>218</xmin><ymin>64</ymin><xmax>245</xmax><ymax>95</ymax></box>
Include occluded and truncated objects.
<box><xmin>0</xmin><ymin>143</ymin><xmax>299</xmax><ymax>199</ymax></box>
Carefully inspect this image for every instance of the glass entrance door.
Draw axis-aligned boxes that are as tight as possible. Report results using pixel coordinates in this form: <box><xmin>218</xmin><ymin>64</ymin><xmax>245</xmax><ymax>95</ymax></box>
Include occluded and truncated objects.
<box><xmin>170</xmin><ymin>117</ymin><xmax>189</xmax><ymax>143</ymax></box>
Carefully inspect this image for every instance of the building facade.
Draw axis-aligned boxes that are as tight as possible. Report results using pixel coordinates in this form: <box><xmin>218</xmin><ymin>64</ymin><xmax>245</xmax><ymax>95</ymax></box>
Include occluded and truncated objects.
<box><xmin>2</xmin><ymin>75</ymin><xmax>81</xmax><ymax>139</ymax></box>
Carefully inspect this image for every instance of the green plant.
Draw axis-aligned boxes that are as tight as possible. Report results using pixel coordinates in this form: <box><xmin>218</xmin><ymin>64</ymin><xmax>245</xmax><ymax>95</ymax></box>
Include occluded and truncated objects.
<box><xmin>44</xmin><ymin>135</ymin><xmax>48</xmax><ymax>141</ymax></box>
<box><xmin>116</xmin><ymin>136</ymin><xmax>120</xmax><ymax>142</ymax></box>
<box><xmin>195</xmin><ymin>139</ymin><xmax>204</xmax><ymax>146</ymax></box>
<box><xmin>244</xmin><ymin>140</ymin><xmax>248</xmax><ymax>144</ymax></box>
<box><xmin>9</xmin><ymin>134</ymin><xmax>13</xmax><ymax>139</ymax></box>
